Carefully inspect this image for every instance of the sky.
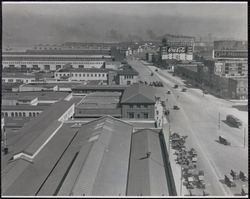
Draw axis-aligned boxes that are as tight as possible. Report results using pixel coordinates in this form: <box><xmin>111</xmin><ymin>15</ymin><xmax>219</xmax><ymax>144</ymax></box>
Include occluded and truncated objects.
<box><xmin>2</xmin><ymin>2</ymin><xmax>248</xmax><ymax>46</ymax></box>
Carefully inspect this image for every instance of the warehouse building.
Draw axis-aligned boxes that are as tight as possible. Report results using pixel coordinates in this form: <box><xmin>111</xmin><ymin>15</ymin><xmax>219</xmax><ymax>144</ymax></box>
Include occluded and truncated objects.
<box><xmin>2</xmin><ymin>115</ymin><xmax>171</xmax><ymax>196</ymax></box>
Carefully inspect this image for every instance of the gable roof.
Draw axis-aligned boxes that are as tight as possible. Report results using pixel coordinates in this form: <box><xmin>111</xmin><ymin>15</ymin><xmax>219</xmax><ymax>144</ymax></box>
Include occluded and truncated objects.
<box><xmin>121</xmin><ymin>83</ymin><xmax>155</xmax><ymax>104</ymax></box>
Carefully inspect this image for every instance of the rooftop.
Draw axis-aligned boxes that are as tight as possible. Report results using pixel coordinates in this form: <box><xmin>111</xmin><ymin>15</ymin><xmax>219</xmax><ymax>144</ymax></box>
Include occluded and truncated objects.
<box><xmin>214</xmin><ymin>40</ymin><xmax>248</xmax><ymax>51</ymax></box>
<box><xmin>127</xmin><ymin>129</ymin><xmax>169</xmax><ymax>196</ymax></box>
<box><xmin>57</xmin><ymin>68</ymin><xmax>112</xmax><ymax>73</ymax></box>
<box><xmin>2</xmin><ymin>91</ymin><xmax>70</xmax><ymax>101</ymax></box>
<box><xmin>2</xmin><ymin>73</ymin><xmax>36</xmax><ymax>79</ymax></box>
<box><xmin>121</xmin><ymin>83</ymin><xmax>155</xmax><ymax>104</ymax></box>
<box><xmin>1</xmin><ymin>105</ymin><xmax>48</xmax><ymax>111</ymax></box>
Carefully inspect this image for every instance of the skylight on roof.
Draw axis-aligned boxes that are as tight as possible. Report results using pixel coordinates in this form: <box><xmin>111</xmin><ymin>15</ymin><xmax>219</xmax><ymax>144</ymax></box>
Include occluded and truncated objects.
<box><xmin>88</xmin><ymin>135</ymin><xmax>99</xmax><ymax>142</ymax></box>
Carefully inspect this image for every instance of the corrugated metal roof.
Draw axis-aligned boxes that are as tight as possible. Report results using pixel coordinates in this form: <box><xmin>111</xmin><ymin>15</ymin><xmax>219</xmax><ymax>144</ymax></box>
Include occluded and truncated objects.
<box><xmin>121</xmin><ymin>83</ymin><xmax>155</xmax><ymax>104</ymax></box>
<box><xmin>127</xmin><ymin>129</ymin><xmax>169</xmax><ymax>196</ymax></box>
<box><xmin>58</xmin><ymin>116</ymin><xmax>133</xmax><ymax>196</ymax></box>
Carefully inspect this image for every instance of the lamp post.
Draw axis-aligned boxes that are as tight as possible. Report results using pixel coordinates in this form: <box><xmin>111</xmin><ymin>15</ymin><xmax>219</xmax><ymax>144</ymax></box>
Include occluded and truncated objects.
<box><xmin>180</xmin><ymin>164</ymin><xmax>183</xmax><ymax>196</ymax></box>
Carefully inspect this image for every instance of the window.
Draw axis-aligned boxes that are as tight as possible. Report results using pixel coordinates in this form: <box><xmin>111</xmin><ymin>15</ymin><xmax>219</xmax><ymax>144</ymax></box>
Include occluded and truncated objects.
<box><xmin>15</xmin><ymin>112</ymin><xmax>18</xmax><ymax>117</ymax></box>
<box><xmin>99</xmin><ymin>74</ymin><xmax>101</xmax><ymax>77</ymax></box>
<box><xmin>11</xmin><ymin>112</ymin><xmax>14</xmax><ymax>117</ymax></box>
<box><xmin>33</xmin><ymin>112</ymin><xmax>36</xmax><ymax>117</ymax></box>
<box><xmin>23</xmin><ymin>112</ymin><xmax>26</xmax><ymax>117</ymax></box>
<box><xmin>129</xmin><ymin>105</ymin><xmax>133</xmax><ymax>108</ymax></box>
<box><xmin>137</xmin><ymin>104</ymin><xmax>141</xmax><ymax>108</ymax></box>
<box><xmin>95</xmin><ymin>74</ymin><xmax>97</xmax><ymax>77</ymax></box>
<box><xmin>79</xmin><ymin>65</ymin><xmax>84</xmax><ymax>68</ymax></box>
<box><xmin>8</xmin><ymin>79</ymin><xmax>14</xmax><ymax>83</ymax></box>
<box><xmin>55</xmin><ymin>74</ymin><xmax>58</xmax><ymax>77</ymax></box>
<box><xmin>79</xmin><ymin>74</ymin><xmax>81</xmax><ymax>77</ymax></box>
<box><xmin>16</xmin><ymin>79</ymin><xmax>23</xmax><ymax>83</ymax></box>
<box><xmin>103</xmin><ymin>74</ymin><xmax>105</xmax><ymax>77</ymax></box>
<box><xmin>143</xmin><ymin>113</ymin><xmax>148</xmax><ymax>119</ymax></box>
<box><xmin>21</xmin><ymin>65</ymin><xmax>27</xmax><ymax>69</ymax></box>
<box><xmin>128</xmin><ymin>112</ymin><xmax>134</xmax><ymax>118</ymax></box>
<box><xmin>137</xmin><ymin>114</ymin><xmax>140</xmax><ymax>118</ymax></box>
<box><xmin>37</xmin><ymin>112</ymin><xmax>39</xmax><ymax>116</ymax></box>
<box><xmin>44</xmin><ymin>65</ymin><xmax>50</xmax><ymax>70</ymax></box>
<box><xmin>5</xmin><ymin>112</ymin><xmax>8</xmax><ymax>117</ymax></box>
<box><xmin>19</xmin><ymin>112</ymin><xmax>22</xmax><ymax>117</ymax></box>
<box><xmin>29</xmin><ymin>112</ymin><xmax>32</xmax><ymax>117</ymax></box>
<box><xmin>83</xmin><ymin>74</ymin><xmax>85</xmax><ymax>77</ymax></box>
<box><xmin>144</xmin><ymin>105</ymin><xmax>148</xmax><ymax>108</ymax></box>
<box><xmin>87</xmin><ymin>74</ymin><xmax>89</xmax><ymax>77</ymax></box>
<box><xmin>91</xmin><ymin>74</ymin><xmax>93</xmax><ymax>77</ymax></box>
<box><xmin>9</xmin><ymin>65</ymin><xmax>15</xmax><ymax>68</ymax></box>
<box><xmin>75</xmin><ymin>73</ymin><xmax>78</xmax><ymax>77</ymax></box>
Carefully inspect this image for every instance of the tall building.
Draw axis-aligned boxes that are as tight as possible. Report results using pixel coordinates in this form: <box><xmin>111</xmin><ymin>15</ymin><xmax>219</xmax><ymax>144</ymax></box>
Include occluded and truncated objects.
<box><xmin>213</xmin><ymin>40</ymin><xmax>248</xmax><ymax>78</ymax></box>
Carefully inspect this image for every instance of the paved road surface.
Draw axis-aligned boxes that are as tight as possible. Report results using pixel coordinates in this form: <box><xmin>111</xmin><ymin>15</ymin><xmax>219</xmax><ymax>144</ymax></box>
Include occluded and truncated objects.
<box><xmin>127</xmin><ymin>58</ymin><xmax>248</xmax><ymax>196</ymax></box>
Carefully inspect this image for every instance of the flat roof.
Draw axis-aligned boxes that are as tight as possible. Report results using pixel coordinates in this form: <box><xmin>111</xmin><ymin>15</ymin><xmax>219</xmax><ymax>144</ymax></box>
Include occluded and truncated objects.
<box><xmin>73</xmin><ymin>85</ymin><xmax>127</xmax><ymax>91</ymax></box>
<box><xmin>2</xmin><ymin>73</ymin><xmax>36</xmax><ymax>79</ymax></box>
<box><xmin>1</xmin><ymin>105</ymin><xmax>48</xmax><ymax>111</ymax></box>
<box><xmin>57</xmin><ymin>68</ymin><xmax>111</xmax><ymax>73</ymax></box>
<box><xmin>2</xmin><ymin>91</ymin><xmax>70</xmax><ymax>101</ymax></box>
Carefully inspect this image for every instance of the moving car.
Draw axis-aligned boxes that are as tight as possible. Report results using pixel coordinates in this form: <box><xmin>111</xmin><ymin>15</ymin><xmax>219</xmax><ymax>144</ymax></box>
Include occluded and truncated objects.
<box><xmin>226</xmin><ymin>115</ymin><xmax>242</xmax><ymax>128</ymax></box>
<box><xmin>173</xmin><ymin>105</ymin><xmax>180</xmax><ymax>110</ymax></box>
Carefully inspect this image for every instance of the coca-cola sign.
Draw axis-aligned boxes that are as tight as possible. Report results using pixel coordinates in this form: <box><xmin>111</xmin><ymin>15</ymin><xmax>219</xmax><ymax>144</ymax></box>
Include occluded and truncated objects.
<box><xmin>167</xmin><ymin>47</ymin><xmax>186</xmax><ymax>53</ymax></box>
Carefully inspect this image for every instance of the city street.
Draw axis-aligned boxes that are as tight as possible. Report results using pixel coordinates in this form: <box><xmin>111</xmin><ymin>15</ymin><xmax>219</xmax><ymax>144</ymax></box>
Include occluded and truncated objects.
<box><xmin>127</xmin><ymin>57</ymin><xmax>248</xmax><ymax>196</ymax></box>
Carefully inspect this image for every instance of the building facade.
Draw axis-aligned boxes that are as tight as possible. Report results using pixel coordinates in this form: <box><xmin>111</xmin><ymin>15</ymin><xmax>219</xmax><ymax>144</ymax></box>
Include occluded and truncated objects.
<box><xmin>161</xmin><ymin>34</ymin><xmax>195</xmax><ymax>61</ymax></box>
<box><xmin>120</xmin><ymin>84</ymin><xmax>155</xmax><ymax>119</ymax></box>
<box><xmin>213</xmin><ymin>40</ymin><xmax>248</xmax><ymax>78</ymax></box>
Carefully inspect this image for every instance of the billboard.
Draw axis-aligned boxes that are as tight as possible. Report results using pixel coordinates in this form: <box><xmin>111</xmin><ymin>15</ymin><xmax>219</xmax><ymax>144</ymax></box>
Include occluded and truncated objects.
<box><xmin>214</xmin><ymin>50</ymin><xmax>247</xmax><ymax>59</ymax></box>
<box><xmin>167</xmin><ymin>47</ymin><xmax>186</xmax><ymax>53</ymax></box>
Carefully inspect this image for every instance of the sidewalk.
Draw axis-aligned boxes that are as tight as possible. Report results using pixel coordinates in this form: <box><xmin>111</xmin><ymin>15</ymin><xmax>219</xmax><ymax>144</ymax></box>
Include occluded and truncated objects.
<box><xmin>162</xmin><ymin>117</ymin><xmax>189</xmax><ymax>196</ymax></box>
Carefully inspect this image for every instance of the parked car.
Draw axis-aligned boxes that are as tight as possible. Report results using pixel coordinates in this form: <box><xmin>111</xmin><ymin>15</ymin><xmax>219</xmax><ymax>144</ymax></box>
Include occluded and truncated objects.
<box><xmin>182</xmin><ymin>88</ymin><xmax>187</xmax><ymax>92</ymax></box>
<box><xmin>173</xmin><ymin>105</ymin><xmax>180</xmax><ymax>110</ymax></box>
<box><xmin>167</xmin><ymin>91</ymin><xmax>171</xmax><ymax>94</ymax></box>
<box><xmin>173</xmin><ymin>84</ymin><xmax>178</xmax><ymax>89</ymax></box>
<box><xmin>203</xmin><ymin>90</ymin><xmax>208</xmax><ymax>94</ymax></box>
<box><xmin>219</xmin><ymin>135</ymin><xmax>230</xmax><ymax>145</ymax></box>
<box><xmin>155</xmin><ymin>69</ymin><xmax>158</xmax><ymax>72</ymax></box>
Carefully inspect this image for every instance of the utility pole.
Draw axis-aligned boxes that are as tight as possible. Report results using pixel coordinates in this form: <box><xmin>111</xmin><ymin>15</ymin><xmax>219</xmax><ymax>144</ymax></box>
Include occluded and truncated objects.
<box><xmin>243</xmin><ymin>127</ymin><xmax>246</xmax><ymax>148</ymax></box>
<box><xmin>218</xmin><ymin>112</ymin><xmax>221</xmax><ymax>130</ymax></box>
<box><xmin>180</xmin><ymin>165</ymin><xmax>183</xmax><ymax>196</ymax></box>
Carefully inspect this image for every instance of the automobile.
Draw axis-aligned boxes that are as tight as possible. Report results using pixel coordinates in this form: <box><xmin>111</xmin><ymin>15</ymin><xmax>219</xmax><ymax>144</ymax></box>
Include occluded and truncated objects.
<box><xmin>182</xmin><ymin>88</ymin><xmax>187</xmax><ymax>92</ymax></box>
<box><xmin>173</xmin><ymin>84</ymin><xmax>178</xmax><ymax>89</ymax></box>
<box><xmin>167</xmin><ymin>91</ymin><xmax>171</xmax><ymax>94</ymax></box>
<box><xmin>155</xmin><ymin>69</ymin><xmax>158</xmax><ymax>72</ymax></box>
<box><xmin>203</xmin><ymin>90</ymin><xmax>208</xmax><ymax>94</ymax></box>
<box><xmin>173</xmin><ymin>105</ymin><xmax>180</xmax><ymax>110</ymax></box>
<box><xmin>226</xmin><ymin>115</ymin><xmax>242</xmax><ymax>128</ymax></box>
<box><xmin>219</xmin><ymin>135</ymin><xmax>230</xmax><ymax>145</ymax></box>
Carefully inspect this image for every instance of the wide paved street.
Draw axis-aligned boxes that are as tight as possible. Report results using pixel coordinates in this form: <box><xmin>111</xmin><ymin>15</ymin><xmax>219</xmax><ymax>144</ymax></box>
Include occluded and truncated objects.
<box><xmin>127</xmin><ymin>57</ymin><xmax>248</xmax><ymax>196</ymax></box>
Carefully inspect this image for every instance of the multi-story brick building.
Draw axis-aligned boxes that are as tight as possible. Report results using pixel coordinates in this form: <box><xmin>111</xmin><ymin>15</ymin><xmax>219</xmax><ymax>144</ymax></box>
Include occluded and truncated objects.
<box><xmin>213</xmin><ymin>40</ymin><xmax>248</xmax><ymax>78</ymax></box>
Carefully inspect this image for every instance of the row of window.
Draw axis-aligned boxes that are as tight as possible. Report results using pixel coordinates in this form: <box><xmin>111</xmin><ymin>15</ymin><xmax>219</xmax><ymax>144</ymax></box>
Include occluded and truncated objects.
<box><xmin>3</xmin><ymin>57</ymin><xmax>109</xmax><ymax>61</ymax></box>
<box><xmin>2</xmin><ymin>111</ymin><xmax>40</xmax><ymax>117</ymax></box>
<box><xmin>123</xmin><ymin>75</ymin><xmax>134</xmax><ymax>79</ymax></box>
<box><xmin>4</xmin><ymin>61</ymin><xmax>104</xmax><ymax>65</ymax></box>
<box><xmin>129</xmin><ymin>104</ymin><xmax>148</xmax><ymax>108</ymax></box>
<box><xmin>55</xmin><ymin>73</ymin><xmax>106</xmax><ymax>77</ymax></box>
<box><xmin>127</xmin><ymin>112</ymin><xmax>149</xmax><ymax>119</ymax></box>
<box><xmin>2</xmin><ymin>79</ymin><xmax>33</xmax><ymax>83</ymax></box>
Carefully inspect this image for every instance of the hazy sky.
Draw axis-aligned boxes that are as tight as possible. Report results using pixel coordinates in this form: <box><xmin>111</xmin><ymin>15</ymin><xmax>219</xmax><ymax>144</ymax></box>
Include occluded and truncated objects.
<box><xmin>2</xmin><ymin>2</ymin><xmax>248</xmax><ymax>46</ymax></box>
